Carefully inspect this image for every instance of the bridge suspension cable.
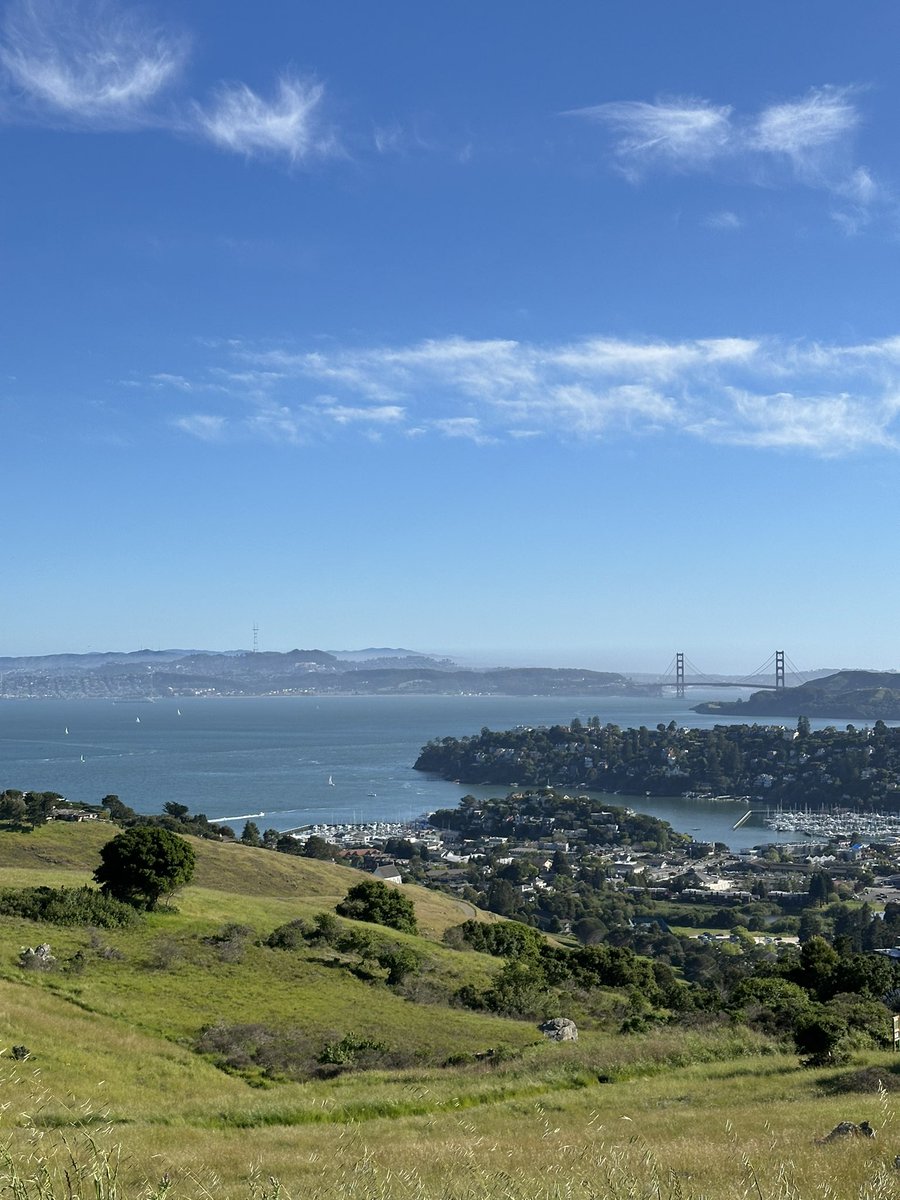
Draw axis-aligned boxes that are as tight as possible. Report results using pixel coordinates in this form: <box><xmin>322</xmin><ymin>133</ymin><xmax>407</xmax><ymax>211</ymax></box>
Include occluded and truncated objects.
<box><xmin>662</xmin><ymin>651</ymin><xmax>808</xmax><ymax>691</ymax></box>
<box><xmin>735</xmin><ymin>650</ymin><xmax>808</xmax><ymax>690</ymax></box>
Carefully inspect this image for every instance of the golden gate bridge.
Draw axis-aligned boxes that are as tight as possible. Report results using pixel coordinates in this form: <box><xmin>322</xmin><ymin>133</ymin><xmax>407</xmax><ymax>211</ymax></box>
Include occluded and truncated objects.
<box><xmin>659</xmin><ymin>650</ymin><xmax>808</xmax><ymax>698</ymax></box>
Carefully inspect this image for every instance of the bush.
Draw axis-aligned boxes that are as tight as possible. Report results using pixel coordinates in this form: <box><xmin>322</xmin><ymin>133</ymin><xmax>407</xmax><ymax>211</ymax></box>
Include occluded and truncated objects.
<box><xmin>146</xmin><ymin>936</ymin><xmax>182</xmax><ymax>971</ymax></box>
<box><xmin>265</xmin><ymin>918</ymin><xmax>310</xmax><ymax>951</ymax></box>
<box><xmin>0</xmin><ymin>886</ymin><xmax>138</xmax><ymax>928</ymax></box>
<box><xmin>444</xmin><ymin>918</ymin><xmax>543</xmax><ymax>958</ymax></box>
<box><xmin>203</xmin><ymin>923</ymin><xmax>252</xmax><ymax>963</ymax></box>
<box><xmin>196</xmin><ymin>1022</ymin><xmax>321</xmax><ymax>1082</ymax></box>
<box><xmin>318</xmin><ymin>1032</ymin><xmax>388</xmax><ymax>1067</ymax></box>
<box><xmin>794</xmin><ymin>1005</ymin><xmax>851</xmax><ymax>1066</ymax></box>
<box><xmin>196</xmin><ymin>1024</ymin><xmax>409</xmax><ymax>1081</ymax></box>
<box><xmin>336</xmin><ymin>879</ymin><xmax>417</xmax><ymax>933</ymax></box>
<box><xmin>376</xmin><ymin>943</ymin><xmax>424</xmax><ymax>987</ymax></box>
<box><xmin>309</xmin><ymin>912</ymin><xmax>342</xmax><ymax>945</ymax></box>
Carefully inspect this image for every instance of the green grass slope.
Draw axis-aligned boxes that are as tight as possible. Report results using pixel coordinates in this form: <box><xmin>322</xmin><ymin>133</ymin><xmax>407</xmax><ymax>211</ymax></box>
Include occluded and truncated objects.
<box><xmin>0</xmin><ymin>825</ymin><xmax>896</xmax><ymax>1199</ymax></box>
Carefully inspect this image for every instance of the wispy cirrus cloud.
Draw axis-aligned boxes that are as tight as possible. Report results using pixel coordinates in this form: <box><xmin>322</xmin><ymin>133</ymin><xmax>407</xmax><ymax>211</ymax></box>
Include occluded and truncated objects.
<box><xmin>171</xmin><ymin>413</ymin><xmax>227</xmax><ymax>441</ymax></box>
<box><xmin>704</xmin><ymin>209</ymin><xmax>743</xmax><ymax>231</ymax></box>
<box><xmin>0</xmin><ymin>0</ymin><xmax>187</xmax><ymax>126</ymax></box>
<box><xmin>192</xmin><ymin>75</ymin><xmax>338</xmax><ymax>164</ymax></box>
<box><xmin>319</xmin><ymin>402</ymin><xmax>406</xmax><ymax>426</ymax></box>
<box><xmin>569</xmin><ymin>97</ymin><xmax>732</xmax><ymax>179</ymax></box>
<box><xmin>750</xmin><ymin>86</ymin><xmax>858</xmax><ymax>170</ymax></box>
<box><xmin>0</xmin><ymin>0</ymin><xmax>338</xmax><ymax>165</ymax></box>
<box><xmin>156</xmin><ymin>331</ymin><xmax>900</xmax><ymax>457</ymax></box>
<box><xmin>568</xmin><ymin>85</ymin><xmax>885</xmax><ymax>226</ymax></box>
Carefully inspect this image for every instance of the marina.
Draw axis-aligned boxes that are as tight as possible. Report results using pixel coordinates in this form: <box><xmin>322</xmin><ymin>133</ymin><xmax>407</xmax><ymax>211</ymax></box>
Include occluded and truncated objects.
<box><xmin>763</xmin><ymin>807</ymin><xmax>900</xmax><ymax>842</ymax></box>
<box><xmin>286</xmin><ymin>818</ymin><xmax>435</xmax><ymax>847</ymax></box>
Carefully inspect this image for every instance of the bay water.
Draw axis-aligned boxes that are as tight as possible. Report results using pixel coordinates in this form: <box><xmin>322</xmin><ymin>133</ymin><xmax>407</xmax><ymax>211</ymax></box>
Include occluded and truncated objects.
<box><xmin>0</xmin><ymin>692</ymin><xmax>823</xmax><ymax>849</ymax></box>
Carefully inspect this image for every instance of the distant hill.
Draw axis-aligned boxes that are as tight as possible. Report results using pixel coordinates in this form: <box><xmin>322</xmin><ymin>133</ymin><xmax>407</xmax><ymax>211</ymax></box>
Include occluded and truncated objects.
<box><xmin>0</xmin><ymin>648</ymin><xmax>651</xmax><ymax>700</ymax></box>
<box><xmin>693</xmin><ymin>669</ymin><xmax>900</xmax><ymax>719</ymax></box>
<box><xmin>329</xmin><ymin>646</ymin><xmax>433</xmax><ymax>660</ymax></box>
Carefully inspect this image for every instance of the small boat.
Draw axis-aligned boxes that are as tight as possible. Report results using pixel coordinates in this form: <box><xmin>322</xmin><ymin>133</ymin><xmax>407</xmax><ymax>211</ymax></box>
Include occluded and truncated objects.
<box><xmin>176</xmin><ymin>708</ymin><xmax>182</xmax><ymax>716</ymax></box>
<box><xmin>80</xmin><ymin>755</ymin><xmax>85</xmax><ymax>763</ymax></box>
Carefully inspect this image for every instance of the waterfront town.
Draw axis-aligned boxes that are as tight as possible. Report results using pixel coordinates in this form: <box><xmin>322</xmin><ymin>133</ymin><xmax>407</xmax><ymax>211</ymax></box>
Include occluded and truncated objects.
<box><xmin>287</xmin><ymin>793</ymin><xmax>900</xmax><ymax>956</ymax></box>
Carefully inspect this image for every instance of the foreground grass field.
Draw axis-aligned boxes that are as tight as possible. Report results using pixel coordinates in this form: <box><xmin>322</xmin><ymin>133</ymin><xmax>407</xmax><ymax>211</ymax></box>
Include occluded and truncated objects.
<box><xmin>0</xmin><ymin>825</ymin><xmax>899</xmax><ymax>1198</ymax></box>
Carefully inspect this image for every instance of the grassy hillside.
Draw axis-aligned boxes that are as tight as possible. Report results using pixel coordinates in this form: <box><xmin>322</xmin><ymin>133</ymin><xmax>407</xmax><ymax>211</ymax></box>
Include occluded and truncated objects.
<box><xmin>0</xmin><ymin>824</ymin><xmax>897</xmax><ymax>1198</ymax></box>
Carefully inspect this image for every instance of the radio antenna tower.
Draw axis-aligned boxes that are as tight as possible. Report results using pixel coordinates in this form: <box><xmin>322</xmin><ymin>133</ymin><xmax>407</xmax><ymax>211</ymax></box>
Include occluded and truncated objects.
<box><xmin>252</xmin><ymin>623</ymin><xmax>259</xmax><ymax>654</ymax></box>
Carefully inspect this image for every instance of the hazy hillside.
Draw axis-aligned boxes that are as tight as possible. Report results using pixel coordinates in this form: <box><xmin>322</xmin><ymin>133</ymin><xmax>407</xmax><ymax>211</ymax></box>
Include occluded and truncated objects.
<box><xmin>0</xmin><ymin>648</ymin><xmax>646</xmax><ymax>699</ymax></box>
<box><xmin>694</xmin><ymin>669</ymin><xmax>900</xmax><ymax>719</ymax></box>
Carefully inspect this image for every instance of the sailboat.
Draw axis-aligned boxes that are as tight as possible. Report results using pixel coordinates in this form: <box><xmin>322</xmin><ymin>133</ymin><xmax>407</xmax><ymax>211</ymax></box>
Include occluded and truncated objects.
<box><xmin>64</xmin><ymin>727</ymin><xmax>69</xmax><ymax>735</ymax></box>
<box><xmin>176</xmin><ymin>709</ymin><xmax>182</xmax><ymax>717</ymax></box>
<box><xmin>80</xmin><ymin>755</ymin><xmax>85</xmax><ymax>763</ymax></box>
<box><xmin>327</xmin><ymin>775</ymin><xmax>335</xmax><ymax>787</ymax></box>
<box><xmin>135</xmin><ymin>717</ymin><xmax>141</xmax><ymax>724</ymax></box>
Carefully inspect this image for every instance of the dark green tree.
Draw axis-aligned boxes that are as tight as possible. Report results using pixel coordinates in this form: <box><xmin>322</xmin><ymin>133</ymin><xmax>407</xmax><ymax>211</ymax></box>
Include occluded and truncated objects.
<box><xmin>240</xmin><ymin>821</ymin><xmax>262</xmax><ymax>847</ymax></box>
<box><xmin>793</xmin><ymin>1006</ymin><xmax>850</xmax><ymax>1066</ymax></box>
<box><xmin>807</xmin><ymin>871</ymin><xmax>833</xmax><ymax>908</ymax></box>
<box><xmin>101</xmin><ymin>795</ymin><xmax>139</xmax><ymax>824</ymax></box>
<box><xmin>302</xmin><ymin>835</ymin><xmax>334</xmax><ymax>859</ymax></box>
<box><xmin>25</xmin><ymin>792</ymin><xmax>59</xmax><ymax>828</ymax></box>
<box><xmin>336</xmin><ymin>879</ymin><xmax>417</xmax><ymax>933</ymax></box>
<box><xmin>93</xmin><ymin>826</ymin><xmax>196</xmax><ymax>911</ymax></box>
<box><xmin>0</xmin><ymin>791</ymin><xmax>27</xmax><ymax>823</ymax></box>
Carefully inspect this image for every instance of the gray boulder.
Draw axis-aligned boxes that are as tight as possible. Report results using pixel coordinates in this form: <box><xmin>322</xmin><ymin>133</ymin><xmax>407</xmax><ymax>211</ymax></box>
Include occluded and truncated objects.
<box><xmin>816</xmin><ymin>1121</ymin><xmax>875</xmax><ymax>1143</ymax></box>
<box><xmin>540</xmin><ymin>1017</ymin><xmax>578</xmax><ymax>1042</ymax></box>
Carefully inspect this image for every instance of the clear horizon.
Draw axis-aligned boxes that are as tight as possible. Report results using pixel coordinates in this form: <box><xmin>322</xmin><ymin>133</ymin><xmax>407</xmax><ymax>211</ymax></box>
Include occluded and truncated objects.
<box><xmin>3</xmin><ymin>2</ymin><xmax>900</xmax><ymax>672</ymax></box>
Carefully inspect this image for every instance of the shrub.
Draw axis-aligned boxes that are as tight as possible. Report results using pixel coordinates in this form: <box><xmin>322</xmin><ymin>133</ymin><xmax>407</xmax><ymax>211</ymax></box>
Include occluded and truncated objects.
<box><xmin>309</xmin><ymin>911</ymin><xmax>342</xmax><ymax>945</ymax></box>
<box><xmin>196</xmin><ymin>1023</ymin><xmax>321</xmax><ymax>1082</ymax></box>
<box><xmin>203</xmin><ymin>923</ymin><xmax>252</xmax><ymax>963</ymax></box>
<box><xmin>265</xmin><ymin>919</ymin><xmax>310</xmax><ymax>951</ymax></box>
<box><xmin>794</xmin><ymin>1005</ymin><xmax>851</xmax><ymax>1066</ymax></box>
<box><xmin>376</xmin><ymin>943</ymin><xmax>424</xmax><ymax>987</ymax></box>
<box><xmin>481</xmin><ymin>959</ymin><xmax>551</xmax><ymax>1018</ymax></box>
<box><xmin>444</xmin><ymin>918</ymin><xmax>543</xmax><ymax>958</ymax></box>
<box><xmin>336</xmin><ymin>879</ymin><xmax>417</xmax><ymax>933</ymax></box>
<box><xmin>146</xmin><ymin>936</ymin><xmax>182</xmax><ymax>971</ymax></box>
<box><xmin>0</xmin><ymin>886</ymin><xmax>138</xmax><ymax>928</ymax></box>
<box><xmin>318</xmin><ymin>1033</ymin><xmax>388</xmax><ymax>1068</ymax></box>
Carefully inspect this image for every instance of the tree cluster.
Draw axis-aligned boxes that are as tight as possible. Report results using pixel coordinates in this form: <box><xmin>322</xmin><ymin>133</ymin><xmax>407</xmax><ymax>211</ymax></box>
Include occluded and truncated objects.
<box><xmin>418</xmin><ymin>718</ymin><xmax>900</xmax><ymax>809</ymax></box>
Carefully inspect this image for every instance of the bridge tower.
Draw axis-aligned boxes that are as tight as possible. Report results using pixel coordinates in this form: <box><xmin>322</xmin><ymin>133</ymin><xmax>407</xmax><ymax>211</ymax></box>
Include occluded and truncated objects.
<box><xmin>775</xmin><ymin>650</ymin><xmax>785</xmax><ymax>691</ymax></box>
<box><xmin>675</xmin><ymin>652</ymin><xmax>685</xmax><ymax>699</ymax></box>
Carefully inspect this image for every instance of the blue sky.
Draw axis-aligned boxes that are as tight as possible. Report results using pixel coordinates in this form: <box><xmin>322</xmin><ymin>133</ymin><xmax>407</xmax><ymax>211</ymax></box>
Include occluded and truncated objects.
<box><xmin>3</xmin><ymin>1</ymin><xmax>900</xmax><ymax>673</ymax></box>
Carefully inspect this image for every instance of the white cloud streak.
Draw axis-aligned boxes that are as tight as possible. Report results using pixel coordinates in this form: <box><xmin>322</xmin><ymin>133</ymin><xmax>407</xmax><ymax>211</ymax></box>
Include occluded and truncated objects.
<box><xmin>161</xmin><ymin>332</ymin><xmax>900</xmax><ymax>457</ymax></box>
<box><xmin>570</xmin><ymin>86</ymin><xmax>885</xmax><ymax>223</ymax></box>
<box><xmin>569</xmin><ymin>97</ymin><xmax>732</xmax><ymax>178</ymax></box>
<box><xmin>192</xmin><ymin>75</ymin><xmax>338</xmax><ymax>164</ymax></box>
<box><xmin>0</xmin><ymin>0</ymin><xmax>187</xmax><ymax>125</ymax></box>
<box><xmin>171</xmin><ymin>413</ymin><xmax>227</xmax><ymax>441</ymax></box>
<box><xmin>0</xmin><ymin>0</ymin><xmax>337</xmax><ymax>165</ymax></box>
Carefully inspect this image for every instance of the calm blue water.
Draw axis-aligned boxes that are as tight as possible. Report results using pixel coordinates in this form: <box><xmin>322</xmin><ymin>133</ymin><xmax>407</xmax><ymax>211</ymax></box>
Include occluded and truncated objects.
<box><xmin>0</xmin><ymin>692</ymin><xmax>825</xmax><ymax>849</ymax></box>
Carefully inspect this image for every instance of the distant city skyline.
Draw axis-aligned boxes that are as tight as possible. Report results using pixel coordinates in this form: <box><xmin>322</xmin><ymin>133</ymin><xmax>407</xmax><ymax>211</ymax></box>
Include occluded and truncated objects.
<box><xmin>3</xmin><ymin>2</ymin><xmax>900</xmax><ymax>673</ymax></box>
